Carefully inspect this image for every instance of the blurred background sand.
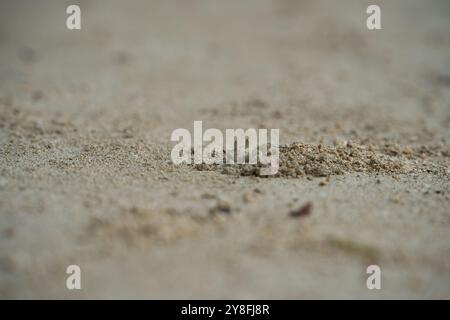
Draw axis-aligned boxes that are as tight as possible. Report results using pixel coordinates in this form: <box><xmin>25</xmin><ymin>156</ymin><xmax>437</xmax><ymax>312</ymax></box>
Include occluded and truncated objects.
<box><xmin>0</xmin><ymin>0</ymin><xmax>449</xmax><ymax>298</ymax></box>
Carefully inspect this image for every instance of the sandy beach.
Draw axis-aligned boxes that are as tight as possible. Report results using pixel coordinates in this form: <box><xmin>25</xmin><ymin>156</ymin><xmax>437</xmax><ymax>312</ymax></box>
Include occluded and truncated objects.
<box><xmin>0</xmin><ymin>0</ymin><xmax>449</xmax><ymax>298</ymax></box>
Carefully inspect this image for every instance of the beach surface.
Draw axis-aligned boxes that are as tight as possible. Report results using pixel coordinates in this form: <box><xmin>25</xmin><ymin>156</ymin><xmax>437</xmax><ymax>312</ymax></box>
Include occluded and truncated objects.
<box><xmin>0</xmin><ymin>0</ymin><xmax>449</xmax><ymax>298</ymax></box>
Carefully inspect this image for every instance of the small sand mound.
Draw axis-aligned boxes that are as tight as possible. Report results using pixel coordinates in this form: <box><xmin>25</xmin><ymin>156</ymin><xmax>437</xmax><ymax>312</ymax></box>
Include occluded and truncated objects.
<box><xmin>194</xmin><ymin>142</ymin><xmax>447</xmax><ymax>178</ymax></box>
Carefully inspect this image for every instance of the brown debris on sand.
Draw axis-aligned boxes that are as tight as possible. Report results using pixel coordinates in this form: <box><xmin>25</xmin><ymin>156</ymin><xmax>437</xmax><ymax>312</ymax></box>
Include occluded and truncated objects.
<box><xmin>290</xmin><ymin>202</ymin><xmax>313</xmax><ymax>218</ymax></box>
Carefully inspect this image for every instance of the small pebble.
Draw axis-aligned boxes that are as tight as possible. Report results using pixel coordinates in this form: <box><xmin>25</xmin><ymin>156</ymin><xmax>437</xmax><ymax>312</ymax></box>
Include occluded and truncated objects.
<box><xmin>290</xmin><ymin>202</ymin><xmax>312</xmax><ymax>218</ymax></box>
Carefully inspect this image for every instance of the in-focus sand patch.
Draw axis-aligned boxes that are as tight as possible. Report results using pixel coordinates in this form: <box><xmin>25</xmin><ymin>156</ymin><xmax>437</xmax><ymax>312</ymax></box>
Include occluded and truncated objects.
<box><xmin>194</xmin><ymin>142</ymin><xmax>448</xmax><ymax>178</ymax></box>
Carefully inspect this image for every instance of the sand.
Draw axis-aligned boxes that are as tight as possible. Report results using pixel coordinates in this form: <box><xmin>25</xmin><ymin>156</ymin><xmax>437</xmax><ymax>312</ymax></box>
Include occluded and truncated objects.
<box><xmin>0</xmin><ymin>0</ymin><xmax>449</xmax><ymax>299</ymax></box>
